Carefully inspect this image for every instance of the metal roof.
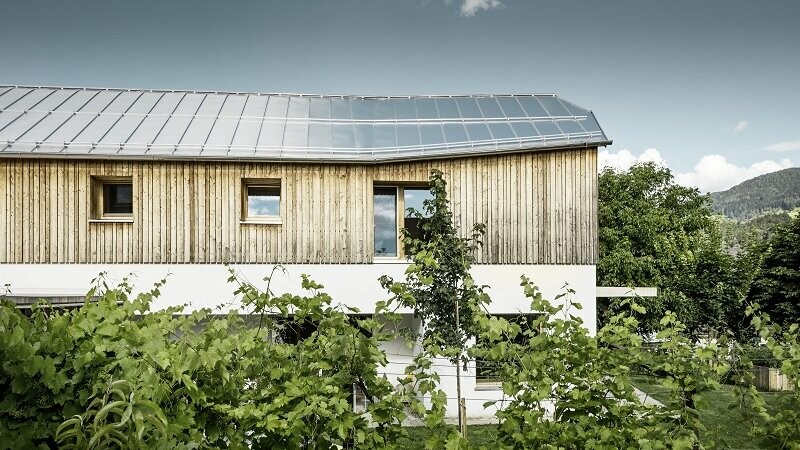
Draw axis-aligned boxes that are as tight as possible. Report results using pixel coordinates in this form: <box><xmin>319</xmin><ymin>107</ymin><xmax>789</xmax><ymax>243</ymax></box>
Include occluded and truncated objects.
<box><xmin>0</xmin><ymin>85</ymin><xmax>610</xmax><ymax>163</ymax></box>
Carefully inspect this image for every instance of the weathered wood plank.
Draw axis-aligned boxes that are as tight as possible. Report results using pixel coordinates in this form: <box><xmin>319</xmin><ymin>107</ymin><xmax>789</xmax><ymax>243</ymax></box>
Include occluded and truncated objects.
<box><xmin>0</xmin><ymin>149</ymin><xmax>598</xmax><ymax>265</ymax></box>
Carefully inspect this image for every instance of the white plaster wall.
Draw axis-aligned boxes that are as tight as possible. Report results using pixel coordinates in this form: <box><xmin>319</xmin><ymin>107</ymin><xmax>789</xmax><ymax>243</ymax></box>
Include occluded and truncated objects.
<box><xmin>0</xmin><ymin>263</ymin><xmax>595</xmax><ymax>328</ymax></box>
<box><xmin>1</xmin><ymin>262</ymin><xmax>596</xmax><ymax>420</ymax></box>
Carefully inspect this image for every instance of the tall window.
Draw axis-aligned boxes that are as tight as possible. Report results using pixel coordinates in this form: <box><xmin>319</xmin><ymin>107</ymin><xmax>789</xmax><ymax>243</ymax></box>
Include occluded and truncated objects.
<box><xmin>373</xmin><ymin>185</ymin><xmax>433</xmax><ymax>257</ymax></box>
<box><xmin>373</xmin><ymin>187</ymin><xmax>398</xmax><ymax>257</ymax></box>
<box><xmin>402</xmin><ymin>187</ymin><xmax>433</xmax><ymax>243</ymax></box>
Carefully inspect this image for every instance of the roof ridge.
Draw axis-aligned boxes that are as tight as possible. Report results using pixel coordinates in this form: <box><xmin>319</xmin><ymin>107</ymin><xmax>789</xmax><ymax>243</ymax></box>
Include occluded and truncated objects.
<box><xmin>0</xmin><ymin>84</ymin><xmax>558</xmax><ymax>99</ymax></box>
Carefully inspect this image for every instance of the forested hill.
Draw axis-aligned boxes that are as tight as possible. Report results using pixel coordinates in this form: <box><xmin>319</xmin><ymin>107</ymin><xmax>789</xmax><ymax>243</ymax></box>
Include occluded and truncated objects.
<box><xmin>710</xmin><ymin>167</ymin><xmax>800</xmax><ymax>220</ymax></box>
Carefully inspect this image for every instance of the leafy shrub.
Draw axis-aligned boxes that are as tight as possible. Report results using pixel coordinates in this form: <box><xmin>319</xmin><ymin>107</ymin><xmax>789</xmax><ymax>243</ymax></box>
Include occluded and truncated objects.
<box><xmin>471</xmin><ymin>278</ymin><xmax>732</xmax><ymax>449</ymax></box>
<box><xmin>0</xmin><ymin>272</ymin><xmax>451</xmax><ymax>449</ymax></box>
<box><xmin>733</xmin><ymin>305</ymin><xmax>800</xmax><ymax>448</ymax></box>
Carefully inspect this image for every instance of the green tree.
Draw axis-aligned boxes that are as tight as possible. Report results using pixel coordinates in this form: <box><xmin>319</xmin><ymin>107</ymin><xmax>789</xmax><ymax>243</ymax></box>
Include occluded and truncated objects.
<box><xmin>380</xmin><ymin>169</ymin><xmax>486</xmax><ymax>444</ymax></box>
<box><xmin>748</xmin><ymin>215</ymin><xmax>800</xmax><ymax>328</ymax></box>
<box><xmin>598</xmin><ymin>162</ymin><xmax>745</xmax><ymax>336</ymax></box>
<box><xmin>380</xmin><ymin>169</ymin><xmax>488</xmax><ymax>361</ymax></box>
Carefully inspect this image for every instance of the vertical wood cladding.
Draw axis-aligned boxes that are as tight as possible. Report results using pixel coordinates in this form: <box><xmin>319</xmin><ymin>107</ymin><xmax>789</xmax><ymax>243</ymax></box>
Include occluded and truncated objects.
<box><xmin>0</xmin><ymin>148</ymin><xmax>597</xmax><ymax>264</ymax></box>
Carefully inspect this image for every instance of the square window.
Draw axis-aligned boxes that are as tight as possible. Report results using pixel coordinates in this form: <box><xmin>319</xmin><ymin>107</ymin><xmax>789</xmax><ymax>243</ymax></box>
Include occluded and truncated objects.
<box><xmin>243</xmin><ymin>179</ymin><xmax>281</xmax><ymax>223</ymax></box>
<box><xmin>91</xmin><ymin>176</ymin><xmax>133</xmax><ymax>221</ymax></box>
<box><xmin>103</xmin><ymin>183</ymin><xmax>133</xmax><ymax>215</ymax></box>
<box><xmin>475</xmin><ymin>314</ymin><xmax>540</xmax><ymax>384</ymax></box>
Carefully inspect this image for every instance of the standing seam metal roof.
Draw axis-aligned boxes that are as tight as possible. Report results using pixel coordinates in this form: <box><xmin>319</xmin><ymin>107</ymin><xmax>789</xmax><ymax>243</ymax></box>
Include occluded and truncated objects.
<box><xmin>0</xmin><ymin>85</ymin><xmax>610</xmax><ymax>162</ymax></box>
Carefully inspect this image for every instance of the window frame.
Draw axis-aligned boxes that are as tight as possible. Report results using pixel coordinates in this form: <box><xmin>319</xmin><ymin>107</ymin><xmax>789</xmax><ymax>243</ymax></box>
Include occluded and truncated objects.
<box><xmin>90</xmin><ymin>175</ymin><xmax>134</xmax><ymax>223</ymax></box>
<box><xmin>241</xmin><ymin>178</ymin><xmax>282</xmax><ymax>224</ymax></box>
<box><xmin>474</xmin><ymin>313</ymin><xmax>542</xmax><ymax>388</ymax></box>
<box><xmin>372</xmin><ymin>183</ymin><xmax>431</xmax><ymax>260</ymax></box>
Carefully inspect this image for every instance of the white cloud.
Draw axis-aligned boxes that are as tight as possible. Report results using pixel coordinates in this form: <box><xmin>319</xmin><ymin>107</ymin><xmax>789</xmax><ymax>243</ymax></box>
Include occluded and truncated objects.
<box><xmin>674</xmin><ymin>155</ymin><xmax>794</xmax><ymax>193</ymax></box>
<box><xmin>459</xmin><ymin>0</ymin><xmax>502</xmax><ymax>16</ymax></box>
<box><xmin>599</xmin><ymin>147</ymin><xmax>666</xmax><ymax>171</ymax></box>
<box><xmin>599</xmin><ymin>148</ymin><xmax>795</xmax><ymax>193</ymax></box>
<box><xmin>733</xmin><ymin>120</ymin><xmax>749</xmax><ymax>133</ymax></box>
<box><xmin>765</xmin><ymin>140</ymin><xmax>800</xmax><ymax>153</ymax></box>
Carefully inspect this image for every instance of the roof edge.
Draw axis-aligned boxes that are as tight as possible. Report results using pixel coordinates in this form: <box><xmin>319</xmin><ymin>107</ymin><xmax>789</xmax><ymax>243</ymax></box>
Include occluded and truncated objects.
<box><xmin>0</xmin><ymin>140</ymin><xmax>611</xmax><ymax>164</ymax></box>
<box><xmin>0</xmin><ymin>83</ymin><xmax>561</xmax><ymax>99</ymax></box>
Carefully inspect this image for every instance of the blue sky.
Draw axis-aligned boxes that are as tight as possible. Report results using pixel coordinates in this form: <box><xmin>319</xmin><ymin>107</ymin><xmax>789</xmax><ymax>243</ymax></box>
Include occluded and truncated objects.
<box><xmin>1</xmin><ymin>0</ymin><xmax>798</xmax><ymax>191</ymax></box>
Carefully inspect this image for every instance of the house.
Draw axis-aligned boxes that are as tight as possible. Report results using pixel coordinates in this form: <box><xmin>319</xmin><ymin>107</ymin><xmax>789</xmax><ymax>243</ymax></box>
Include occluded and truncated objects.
<box><xmin>0</xmin><ymin>85</ymin><xmax>610</xmax><ymax>419</ymax></box>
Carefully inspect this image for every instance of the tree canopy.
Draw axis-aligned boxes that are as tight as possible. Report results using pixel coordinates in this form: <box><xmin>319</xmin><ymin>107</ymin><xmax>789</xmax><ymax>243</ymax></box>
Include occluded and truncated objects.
<box><xmin>597</xmin><ymin>163</ymin><xmax>748</xmax><ymax>335</ymax></box>
<box><xmin>748</xmin><ymin>215</ymin><xmax>800</xmax><ymax>329</ymax></box>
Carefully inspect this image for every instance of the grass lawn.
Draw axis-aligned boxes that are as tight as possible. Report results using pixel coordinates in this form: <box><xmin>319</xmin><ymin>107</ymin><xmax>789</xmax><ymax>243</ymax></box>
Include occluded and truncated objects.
<box><xmin>402</xmin><ymin>378</ymin><xmax>790</xmax><ymax>449</ymax></box>
<box><xmin>632</xmin><ymin>375</ymin><xmax>789</xmax><ymax>449</ymax></box>
<box><xmin>401</xmin><ymin>424</ymin><xmax>498</xmax><ymax>448</ymax></box>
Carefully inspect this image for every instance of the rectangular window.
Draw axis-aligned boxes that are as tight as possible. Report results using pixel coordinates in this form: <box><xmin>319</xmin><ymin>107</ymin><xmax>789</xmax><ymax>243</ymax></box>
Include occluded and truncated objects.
<box><xmin>242</xmin><ymin>179</ymin><xmax>281</xmax><ymax>223</ymax></box>
<box><xmin>373</xmin><ymin>185</ymin><xmax>433</xmax><ymax>258</ymax></box>
<box><xmin>373</xmin><ymin>187</ymin><xmax>398</xmax><ymax>257</ymax></box>
<box><xmin>402</xmin><ymin>187</ymin><xmax>433</xmax><ymax>243</ymax></box>
<box><xmin>91</xmin><ymin>176</ymin><xmax>133</xmax><ymax>221</ymax></box>
<box><xmin>475</xmin><ymin>314</ymin><xmax>540</xmax><ymax>385</ymax></box>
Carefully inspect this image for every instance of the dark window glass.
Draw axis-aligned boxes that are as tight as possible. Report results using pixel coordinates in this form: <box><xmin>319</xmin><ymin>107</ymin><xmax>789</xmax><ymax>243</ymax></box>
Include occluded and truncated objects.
<box><xmin>403</xmin><ymin>187</ymin><xmax>433</xmax><ymax>245</ymax></box>
<box><xmin>475</xmin><ymin>314</ymin><xmax>540</xmax><ymax>383</ymax></box>
<box><xmin>373</xmin><ymin>187</ymin><xmax>397</xmax><ymax>257</ymax></box>
<box><xmin>275</xmin><ymin>317</ymin><xmax>318</xmax><ymax>344</ymax></box>
<box><xmin>103</xmin><ymin>183</ymin><xmax>132</xmax><ymax>215</ymax></box>
<box><xmin>247</xmin><ymin>186</ymin><xmax>280</xmax><ymax>217</ymax></box>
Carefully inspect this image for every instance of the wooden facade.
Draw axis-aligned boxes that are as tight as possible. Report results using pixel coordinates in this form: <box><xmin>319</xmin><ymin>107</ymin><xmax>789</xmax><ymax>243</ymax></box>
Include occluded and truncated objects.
<box><xmin>0</xmin><ymin>147</ymin><xmax>598</xmax><ymax>265</ymax></box>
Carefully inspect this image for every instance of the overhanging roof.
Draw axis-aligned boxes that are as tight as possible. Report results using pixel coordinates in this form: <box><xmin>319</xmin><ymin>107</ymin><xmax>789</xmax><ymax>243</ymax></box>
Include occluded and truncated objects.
<box><xmin>0</xmin><ymin>85</ymin><xmax>610</xmax><ymax>163</ymax></box>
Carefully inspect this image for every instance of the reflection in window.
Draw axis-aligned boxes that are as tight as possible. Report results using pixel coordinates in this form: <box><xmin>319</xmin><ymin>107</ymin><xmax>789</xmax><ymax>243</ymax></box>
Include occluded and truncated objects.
<box><xmin>373</xmin><ymin>187</ymin><xmax>397</xmax><ymax>257</ymax></box>
<box><xmin>403</xmin><ymin>187</ymin><xmax>433</xmax><ymax>244</ymax></box>
<box><xmin>103</xmin><ymin>183</ymin><xmax>133</xmax><ymax>215</ymax></box>
<box><xmin>247</xmin><ymin>185</ymin><xmax>280</xmax><ymax>218</ymax></box>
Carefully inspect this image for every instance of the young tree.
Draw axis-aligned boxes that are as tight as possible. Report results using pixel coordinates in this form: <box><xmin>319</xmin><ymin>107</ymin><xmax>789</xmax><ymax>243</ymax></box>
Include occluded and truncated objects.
<box><xmin>380</xmin><ymin>169</ymin><xmax>487</xmax><ymax>438</ymax></box>
<box><xmin>380</xmin><ymin>169</ymin><xmax>488</xmax><ymax>360</ymax></box>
